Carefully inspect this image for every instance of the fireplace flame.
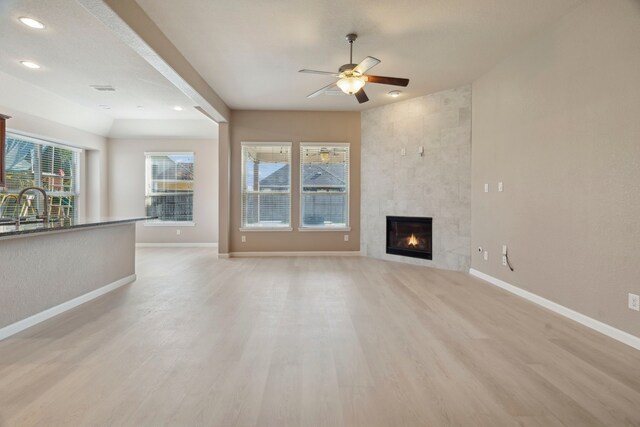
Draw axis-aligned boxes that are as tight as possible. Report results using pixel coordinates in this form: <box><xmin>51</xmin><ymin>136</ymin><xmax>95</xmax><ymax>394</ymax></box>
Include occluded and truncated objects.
<box><xmin>407</xmin><ymin>234</ymin><xmax>418</xmax><ymax>247</ymax></box>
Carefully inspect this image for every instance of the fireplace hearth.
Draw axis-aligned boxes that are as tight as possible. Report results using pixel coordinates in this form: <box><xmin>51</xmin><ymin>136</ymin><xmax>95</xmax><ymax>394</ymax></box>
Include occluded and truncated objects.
<box><xmin>386</xmin><ymin>216</ymin><xmax>432</xmax><ymax>260</ymax></box>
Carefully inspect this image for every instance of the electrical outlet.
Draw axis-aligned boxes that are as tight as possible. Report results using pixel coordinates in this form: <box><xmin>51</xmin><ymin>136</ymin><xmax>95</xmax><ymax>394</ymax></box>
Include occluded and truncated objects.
<box><xmin>483</xmin><ymin>250</ymin><xmax>488</xmax><ymax>261</ymax></box>
<box><xmin>241</xmin><ymin>235</ymin><xmax>246</xmax><ymax>243</ymax></box>
<box><xmin>344</xmin><ymin>234</ymin><xmax>349</xmax><ymax>242</ymax></box>
<box><xmin>498</xmin><ymin>182</ymin><xmax>504</xmax><ymax>192</ymax></box>
<box><xmin>629</xmin><ymin>293</ymin><xmax>640</xmax><ymax>311</ymax></box>
<box><xmin>484</xmin><ymin>183</ymin><xmax>489</xmax><ymax>193</ymax></box>
<box><xmin>502</xmin><ymin>255</ymin><xmax>507</xmax><ymax>266</ymax></box>
<box><xmin>400</xmin><ymin>148</ymin><xmax>406</xmax><ymax>156</ymax></box>
<box><xmin>176</xmin><ymin>229</ymin><xmax>181</xmax><ymax>236</ymax></box>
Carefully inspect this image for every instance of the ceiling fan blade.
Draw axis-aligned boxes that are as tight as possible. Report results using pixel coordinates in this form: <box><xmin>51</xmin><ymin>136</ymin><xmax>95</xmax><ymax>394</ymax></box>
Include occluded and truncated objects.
<box><xmin>353</xmin><ymin>56</ymin><xmax>380</xmax><ymax>75</ymax></box>
<box><xmin>299</xmin><ymin>69</ymin><xmax>339</xmax><ymax>76</ymax></box>
<box><xmin>364</xmin><ymin>75</ymin><xmax>410</xmax><ymax>87</ymax></box>
<box><xmin>307</xmin><ymin>82</ymin><xmax>338</xmax><ymax>98</ymax></box>
<box><xmin>354</xmin><ymin>88</ymin><xmax>369</xmax><ymax>104</ymax></box>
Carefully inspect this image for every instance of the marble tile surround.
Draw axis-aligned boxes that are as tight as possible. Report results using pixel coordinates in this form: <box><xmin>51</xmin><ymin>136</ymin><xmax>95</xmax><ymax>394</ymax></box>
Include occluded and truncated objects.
<box><xmin>361</xmin><ymin>85</ymin><xmax>471</xmax><ymax>271</ymax></box>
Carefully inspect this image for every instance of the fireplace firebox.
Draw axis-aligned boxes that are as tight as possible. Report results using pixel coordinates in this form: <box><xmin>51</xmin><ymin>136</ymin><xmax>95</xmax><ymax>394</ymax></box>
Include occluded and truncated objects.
<box><xmin>386</xmin><ymin>216</ymin><xmax>433</xmax><ymax>260</ymax></box>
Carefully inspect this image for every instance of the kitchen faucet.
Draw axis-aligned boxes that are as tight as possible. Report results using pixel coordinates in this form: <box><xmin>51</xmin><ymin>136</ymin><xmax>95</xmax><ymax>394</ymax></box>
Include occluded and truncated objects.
<box><xmin>15</xmin><ymin>186</ymin><xmax>49</xmax><ymax>225</ymax></box>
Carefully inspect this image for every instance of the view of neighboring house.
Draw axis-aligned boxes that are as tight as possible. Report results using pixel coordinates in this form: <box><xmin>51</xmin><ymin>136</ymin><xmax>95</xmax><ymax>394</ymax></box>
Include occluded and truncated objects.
<box><xmin>253</xmin><ymin>163</ymin><xmax>347</xmax><ymax>225</ymax></box>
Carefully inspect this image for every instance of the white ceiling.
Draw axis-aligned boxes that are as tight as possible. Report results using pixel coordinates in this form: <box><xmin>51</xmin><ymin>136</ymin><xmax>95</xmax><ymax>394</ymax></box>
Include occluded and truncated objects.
<box><xmin>0</xmin><ymin>0</ymin><xmax>584</xmax><ymax>130</ymax></box>
<box><xmin>135</xmin><ymin>0</ymin><xmax>583</xmax><ymax>111</ymax></box>
<box><xmin>0</xmin><ymin>0</ymin><xmax>216</xmax><ymax>136</ymax></box>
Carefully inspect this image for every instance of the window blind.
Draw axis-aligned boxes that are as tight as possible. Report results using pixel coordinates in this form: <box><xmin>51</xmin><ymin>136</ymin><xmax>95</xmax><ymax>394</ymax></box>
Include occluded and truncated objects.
<box><xmin>300</xmin><ymin>143</ymin><xmax>350</xmax><ymax>228</ymax></box>
<box><xmin>1</xmin><ymin>133</ymin><xmax>80</xmax><ymax>220</ymax></box>
<box><xmin>145</xmin><ymin>152</ymin><xmax>194</xmax><ymax>223</ymax></box>
<box><xmin>241</xmin><ymin>143</ymin><xmax>291</xmax><ymax>228</ymax></box>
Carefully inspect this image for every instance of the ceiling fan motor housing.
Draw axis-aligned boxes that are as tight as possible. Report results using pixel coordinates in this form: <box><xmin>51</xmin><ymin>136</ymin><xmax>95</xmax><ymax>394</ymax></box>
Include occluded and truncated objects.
<box><xmin>339</xmin><ymin>63</ymin><xmax>358</xmax><ymax>74</ymax></box>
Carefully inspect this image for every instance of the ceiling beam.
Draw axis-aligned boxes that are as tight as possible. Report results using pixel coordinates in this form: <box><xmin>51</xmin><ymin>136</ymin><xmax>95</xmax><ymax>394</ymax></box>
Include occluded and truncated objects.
<box><xmin>78</xmin><ymin>0</ymin><xmax>230</xmax><ymax>123</ymax></box>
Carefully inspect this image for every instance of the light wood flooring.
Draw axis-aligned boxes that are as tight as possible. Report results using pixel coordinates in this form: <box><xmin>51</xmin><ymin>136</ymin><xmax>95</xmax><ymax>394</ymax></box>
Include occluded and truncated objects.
<box><xmin>1</xmin><ymin>249</ymin><xmax>640</xmax><ymax>426</ymax></box>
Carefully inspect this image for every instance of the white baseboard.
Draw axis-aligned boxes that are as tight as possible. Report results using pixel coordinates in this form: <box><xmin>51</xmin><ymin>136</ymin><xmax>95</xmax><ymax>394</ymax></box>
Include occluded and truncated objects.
<box><xmin>136</xmin><ymin>243</ymin><xmax>218</xmax><ymax>248</ymax></box>
<box><xmin>469</xmin><ymin>269</ymin><xmax>640</xmax><ymax>351</ymax></box>
<box><xmin>0</xmin><ymin>274</ymin><xmax>136</xmax><ymax>342</ymax></box>
<box><xmin>229</xmin><ymin>250</ymin><xmax>363</xmax><ymax>258</ymax></box>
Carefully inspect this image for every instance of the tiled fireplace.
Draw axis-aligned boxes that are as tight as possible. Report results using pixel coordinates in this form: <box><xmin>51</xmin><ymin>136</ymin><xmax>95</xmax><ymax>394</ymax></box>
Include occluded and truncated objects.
<box><xmin>386</xmin><ymin>216</ymin><xmax>433</xmax><ymax>260</ymax></box>
<box><xmin>361</xmin><ymin>85</ymin><xmax>471</xmax><ymax>271</ymax></box>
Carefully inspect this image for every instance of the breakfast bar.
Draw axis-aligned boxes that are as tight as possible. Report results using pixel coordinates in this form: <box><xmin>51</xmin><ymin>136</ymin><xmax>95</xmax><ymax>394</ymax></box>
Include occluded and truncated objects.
<box><xmin>0</xmin><ymin>217</ymin><xmax>149</xmax><ymax>339</ymax></box>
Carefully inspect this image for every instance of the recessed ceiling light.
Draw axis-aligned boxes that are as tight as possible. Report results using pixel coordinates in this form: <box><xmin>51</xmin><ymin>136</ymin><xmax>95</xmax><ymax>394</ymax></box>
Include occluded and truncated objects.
<box><xmin>20</xmin><ymin>61</ymin><xmax>41</xmax><ymax>69</ymax></box>
<box><xmin>98</xmin><ymin>104</ymin><xmax>111</xmax><ymax>110</ymax></box>
<box><xmin>388</xmin><ymin>90</ymin><xmax>402</xmax><ymax>98</ymax></box>
<box><xmin>137</xmin><ymin>105</ymin><xmax>144</xmax><ymax>109</ymax></box>
<box><xmin>173</xmin><ymin>106</ymin><xmax>183</xmax><ymax>111</ymax></box>
<box><xmin>19</xmin><ymin>17</ymin><xmax>45</xmax><ymax>29</ymax></box>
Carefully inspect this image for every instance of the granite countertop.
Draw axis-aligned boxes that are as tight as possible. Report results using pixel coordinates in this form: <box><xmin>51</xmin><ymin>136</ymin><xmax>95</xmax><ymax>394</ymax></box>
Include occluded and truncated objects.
<box><xmin>0</xmin><ymin>216</ymin><xmax>154</xmax><ymax>238</ymax></box>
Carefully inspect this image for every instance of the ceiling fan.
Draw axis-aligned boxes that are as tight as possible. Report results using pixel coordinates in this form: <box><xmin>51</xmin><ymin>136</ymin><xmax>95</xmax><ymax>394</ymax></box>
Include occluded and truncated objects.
<box><xmin>299</xmin><ymin>33</ymin><xmax>409</xmax><ymax>104</ymax></box>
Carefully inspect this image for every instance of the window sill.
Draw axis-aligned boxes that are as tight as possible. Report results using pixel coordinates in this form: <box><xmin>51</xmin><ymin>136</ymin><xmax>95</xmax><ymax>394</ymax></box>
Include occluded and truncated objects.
<box><xmin>298</xmin><ymin>226</ymin><xmax>351</xmax><ymax>232</ymax></box>
<box><xmin>144</xmin><ymin>221</ymin><xmax>196</xmax><ymax>227</ymax></box>
<box><xmin>240</xmin><ymin>227</ymin><xmax>293</xmax><ymax>232</ymax></box>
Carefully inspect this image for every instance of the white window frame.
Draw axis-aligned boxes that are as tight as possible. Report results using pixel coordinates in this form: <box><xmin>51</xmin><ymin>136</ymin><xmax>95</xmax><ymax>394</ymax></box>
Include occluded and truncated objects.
<box><xmin>299</xmin><ymin>142</ymin><xmax>350</xmax><ymax>232</ymax></box>
<box><xmin>144</xmin><ymin>151</ymin><xmax>195</xmax><ymax>227</ymax></box>
<box><xmin>240</xmin><ymin>142</ymin><xmax>292</xmax><ymax>231</ymax></box>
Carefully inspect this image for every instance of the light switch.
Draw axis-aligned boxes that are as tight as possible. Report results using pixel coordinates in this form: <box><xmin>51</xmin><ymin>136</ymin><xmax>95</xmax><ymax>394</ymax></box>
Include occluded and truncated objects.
<box><xmin>400</xmin><ymin>148</ymin><xmax>406</xmax><ymax>156</ymax></box>
<box><xmin>484</xmin><ymin>183</ymin><xmax>489</xmax><ymax>193</ymax></box>
<box><xmin>498</xmin><ymin>182</ymin><xmax>504</xmax><ymax>192</ymax></box>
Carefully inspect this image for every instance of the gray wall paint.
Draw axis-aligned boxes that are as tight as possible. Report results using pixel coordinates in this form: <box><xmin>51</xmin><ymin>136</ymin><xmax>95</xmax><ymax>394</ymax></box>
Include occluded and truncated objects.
<box><xmin>108</xmin><ymin>138</ymin><xmax>218</xmax><ymax>244</ymax></box>
<box><xmin>471</xmin><ymin>0</ymin><xmax>640</xmax><ymax>337</ymax></box>
<box><xmin>361</xmin><ymin>86</ymin><xmax>471</xmax><ymax>271</ymax></box>
<box><xmin>0</xmin><ymin>224</ymin><xmax>135</xmax><ymax>329</ymax></box>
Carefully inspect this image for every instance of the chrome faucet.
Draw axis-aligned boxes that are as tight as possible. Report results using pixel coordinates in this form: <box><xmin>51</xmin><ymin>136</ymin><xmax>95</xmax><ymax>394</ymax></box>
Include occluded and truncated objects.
<box><xmin>15</xmin><ymin>186</ymin><xmax>49</xmax><ymax>225</ymax></box>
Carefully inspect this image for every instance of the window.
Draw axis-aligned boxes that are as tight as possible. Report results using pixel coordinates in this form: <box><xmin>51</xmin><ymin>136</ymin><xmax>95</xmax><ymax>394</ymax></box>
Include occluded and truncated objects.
<box><xmin>145</xmin><ymin>152</ymin><xmax>194</xmax><ymax>224</ymax></box>
<box><xmin>300</xmin><ymin>143</ymin><xmax>350</xmax><ymax>229</ymax></box>
<box><xmin>241</xmin><ymin>143</ymin><xmax>291</xmax><ymax>230</ymax></box>
<box><xmin>1</xmin><ymin>132</ymin><xmax>80</xmax><ymax>220</ymax></box>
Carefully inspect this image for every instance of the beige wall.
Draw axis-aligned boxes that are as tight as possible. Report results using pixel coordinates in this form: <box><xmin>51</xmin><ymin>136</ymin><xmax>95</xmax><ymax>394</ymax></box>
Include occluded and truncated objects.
<box><xmin>228</xmin><ymin>110</ymin><xmax>361</xmax><ymax>253</ymax></box>
<box><xmin>108</xmin><ymin>138</ymin><xmax>218</xmax><ymax>244</ymax></box>
<box><xmin>1</xmin><ymin>105</ymin><xmax>109</xmax><ymax>219</ymax></box>
<box><xmin>471</xmin><ymin>0</ymin><xmax>640</xmax><ymax>337</ymax></box>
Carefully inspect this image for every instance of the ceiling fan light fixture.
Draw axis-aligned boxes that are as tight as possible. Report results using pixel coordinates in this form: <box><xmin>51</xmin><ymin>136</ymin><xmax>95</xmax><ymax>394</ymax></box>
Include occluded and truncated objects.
<box><xmin>319</xmin><ymin>147</ymin><xmax>331</xmax><ymax>163</ymax></box>
<box><xmin>336</xmin><ymin>76</ymin><xmax>365</xmax><ymax>95</ymax></box>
